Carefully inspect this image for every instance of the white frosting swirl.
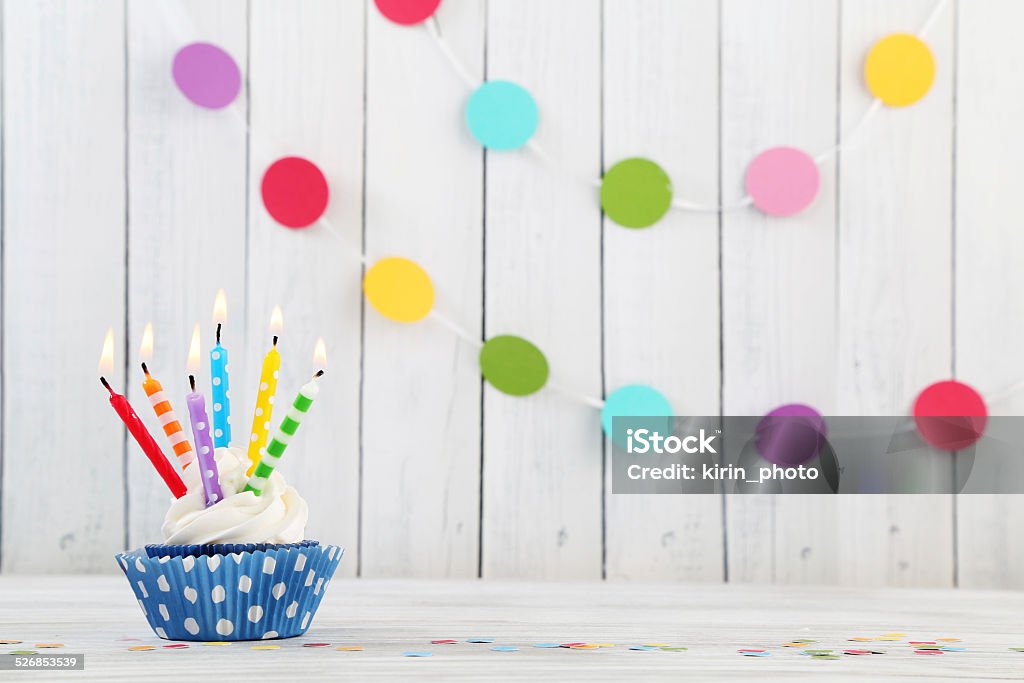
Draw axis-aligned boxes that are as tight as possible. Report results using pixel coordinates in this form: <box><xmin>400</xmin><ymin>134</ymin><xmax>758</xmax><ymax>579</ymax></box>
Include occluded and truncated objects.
<box><xmin>162</xmin><ymin>447</ymin><xmax>308</xmax><ymax>545</ymax></box>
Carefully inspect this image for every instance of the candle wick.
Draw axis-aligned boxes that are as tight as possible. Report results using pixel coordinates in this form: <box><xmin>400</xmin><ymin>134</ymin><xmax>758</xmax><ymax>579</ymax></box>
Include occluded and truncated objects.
<box><xmin>99</xmin><ymin>376</ymin><xmax>115</xmax><ymax>396</ymax></box>
<box><xmin>141</xmin><ymin>362</ymin><xmax>150</xmax><ymax>377</ymax></box>
<box><xmin>314</xmin><ymin>370</ymin><xmax>325</xmax><ymax>378</ymax></box>
<box><xmin>189</xmin><ymin>375</ymin><xmax>196</xmax><ymax>391</ymax></box>
<box><xmin>216</xmin><ymin>323</ymin><xmax>222</xmax><ymax>345</ymax></box>
<box><xmin>273</xmin><ymin>335</ymin><xmax>278</xmax><ymax>347</ymax></box>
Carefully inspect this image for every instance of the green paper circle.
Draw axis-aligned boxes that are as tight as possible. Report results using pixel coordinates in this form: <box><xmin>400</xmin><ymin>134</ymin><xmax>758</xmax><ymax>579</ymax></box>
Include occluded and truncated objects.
<box><xmin>479</xmin><ymin>335</ymin><xmax>549</xmax><ymax>396</ymax></box>
<box><xmin>601</xmin><ymin>158</ymin><xmax>673</xmax><ymax>228</ymax></box>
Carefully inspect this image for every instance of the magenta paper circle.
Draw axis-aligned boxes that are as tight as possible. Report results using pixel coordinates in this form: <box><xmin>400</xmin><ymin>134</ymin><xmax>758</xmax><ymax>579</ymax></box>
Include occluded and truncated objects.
<box><xmin>172</xmin><ymin>42</ymin><xmax>242</xmax><ymax>110</ymax></box>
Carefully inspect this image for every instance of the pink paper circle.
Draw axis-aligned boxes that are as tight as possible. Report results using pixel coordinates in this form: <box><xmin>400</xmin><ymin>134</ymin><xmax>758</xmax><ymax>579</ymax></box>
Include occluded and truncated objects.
<box><xmin>374</xmin><ymin>0</ymin><xmax>442</xmax><ymax>25</ymax></box>
<box><xmin>745</xmin><ymin>147</ymin><xmax>820</xmax><ymax>217</ymax></box>
<box><xmin>261</xmin><ymin>157</ymin><xmax>329</xmax><ymax>229</ymax></box>
<box><xmin>172</xmin><ymin>43</ymin><xmax>241</xmax><ymax>110</ymax></box>
<box><xmin>913</xmin><ymin>380</ymin><xmax>988</xmax><ymax>450</ymax></box>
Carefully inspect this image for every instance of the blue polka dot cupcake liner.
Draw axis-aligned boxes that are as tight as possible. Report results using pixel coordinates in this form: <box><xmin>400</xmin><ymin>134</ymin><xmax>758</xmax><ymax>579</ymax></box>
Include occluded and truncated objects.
<box><xmin>115</xmin><ymin>542</ymin><xmax>344</xmax><ymax>641</ymax></box>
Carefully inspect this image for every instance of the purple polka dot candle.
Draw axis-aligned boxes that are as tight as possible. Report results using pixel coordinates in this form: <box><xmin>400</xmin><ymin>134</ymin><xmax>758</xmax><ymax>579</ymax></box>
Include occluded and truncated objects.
<box><xmin>186</xmin><ymin>324</ymin><xmax>223</xmax><ymax>507</ymax></box>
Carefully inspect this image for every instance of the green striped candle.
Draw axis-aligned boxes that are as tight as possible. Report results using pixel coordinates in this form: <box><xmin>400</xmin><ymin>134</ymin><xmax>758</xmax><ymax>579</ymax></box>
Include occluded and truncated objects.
<box><xmin>243</xmin><ymin>370</ymin><xmax>323</xmax><ymax>496</ymax></box>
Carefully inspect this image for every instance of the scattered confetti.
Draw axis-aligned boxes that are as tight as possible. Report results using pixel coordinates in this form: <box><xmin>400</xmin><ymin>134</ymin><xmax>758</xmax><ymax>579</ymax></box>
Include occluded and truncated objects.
<box><xmin>593</xmin><ymin>643</ymin><xmax>616</xmax><ymax>648</ymax></box>
<box><xmin>741</xmin><ymin>651</ymin><xmax>771</xmax><ymax>657</ymax></box>
<box><xmin>116</xmin><ymin>637</ymin><xmax>141</xmax><ymax>642</ymax></box>
<box><xmin>163</xmin><ymin>644</ymin><xmax>189</xmax><ymax>649</ymax></box>
<box><xmin>869</xmin><ymin>650</ymin><xmax>888</xmax><ymax>655</ymax></box>
<box><xmin>629</xmin><ymin>646</ymin><xmax>658</xmax><ymax>651</ymax></box>
<box><xmin>0</xmin><ymin>640</ymin><xmax>22</xmax><ymax>645</ymax></box>
<box><xmin>35</xmin><ymin>643</ymin><xmax>63</xmax><ymax>648</ymax></box>
<box><xmin>467</xmin><ymin>638</ymin><xmax>494</xmax><ymax>644</ymax></box>
<box><xmin>403</xmin><ymin>651</ymin><xmax>433</xmax><ymax>657</ymax></box>
<box><xmin>491</xmin><ymin>646</ymin><xmax>519</xmax><ymax>652</ymax></box>
<box><xmin>937</xmin><ymin>637</ymin><xmax>962</xmax><ymax>642</ymax></box>
<box><xmin>941</xmin><ymin>647</ymin><xmax>967</xmax><ymax>652</ymax></box>
<box><xmin>909</xmin><ymin>641</ymin><xmax>937</xmax><ymax>645</ymax></box>
<box><xmin>431</xmin><ymin>639</ymin><xmax>457</xmax><ymax>645</ymax></box>
<box><xmin>303</xmin><ymin>643</ymin><xmax>331</xmax><ymax>648</ymax></box>
<box><xmin>570</xmin><ymin>644</ymin><xmax>600</xmax><ymax>650</ymax></box>
<box><xmin>790</xmin><ymin>639</ymin><xmax>815</xmax><ymax>644</ymax></box>
<box><xmin>802</xmin><ymin>650</ymin><xmax>833</xmax><ymax>655</ymax></box>
<box><xmin>810</xmin><ymin>654</ymin><xmax>840</xmax><ymax>660</ymax></box>
<box><xmin>560</xmin><ymin>642</ymin><xmax>586</xmax><ymax>648</ymax></box>
<box><xmin>782</xmin><ymin>642</ymin><xmax>807</xmax><ymax>647</ymax></box>
<box><xmin>252</xmin><ymin>645</ymin><xmax>280</xmax><ymax>650</ymax></box>
<box><xmin>127</xmin><ymin>646</ymin><xmax>154</xmax><ymax>652</ymax></box>
<box><xmin>1010</xmin><ymin>647</ymin><xmax>1024</xmax><ymax>652</ymax></box>
<box><xmin>738</xmin><ymin>648</ymin><xmax>765</xmax><ymax>653</ymax></box>
<box><xmin>336</xmin><ymin>646</ymin><xmax>364</xmax><ymax>651</ymax></box>
<box><xmin>915</xmin><ymin>649</ymin><xmax>944</xmax><ymax>655</ymax></box>
<box><xmin>848</xmin><ymin>637</ymin><xmax>874</xmax><ymax>642</ymax></box>
<box><xmin>844</xmin><ymin>649</ymin><xmax>872</xmax><ymax>655</ymax></box>
<box><xmin>533</xmin><ymin>643</ymin><xmax>561</xmax><ymax>648</ymax></box>
<box><xmin>643</xmin><ymin>643</ymin><xmax>671</xmax><ymax>647</ymax></box>
<box><xmin>659</xmin><ymin>647</ymin><xmax>688</xmax><ymax>652</ymax></box>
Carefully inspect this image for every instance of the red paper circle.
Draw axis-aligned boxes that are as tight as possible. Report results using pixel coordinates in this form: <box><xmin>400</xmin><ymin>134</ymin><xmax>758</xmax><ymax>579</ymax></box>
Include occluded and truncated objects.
<box><xmin>374</xmin><ymin>0</ymin><xmax>442</xmax><ymax>25</ymax></box>
<box><xmin>912</xmin><ymin>380</ymin><xmax>988</xmax><ymax>450</ymax></box>
<box><xmin>261</xmin><ymin>157</ymin><xmax>329</xmax><ymax>229</ymax></box>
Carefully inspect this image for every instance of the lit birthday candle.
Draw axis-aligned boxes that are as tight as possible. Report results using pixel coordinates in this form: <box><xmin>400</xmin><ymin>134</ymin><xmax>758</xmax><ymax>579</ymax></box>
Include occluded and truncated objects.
<box><xmin>139</xmin><ymin>322</ymin><xmax>195</xmax><ymax>470</ymax></box>
<box><xmin>246</xmin><ymin>306</ymin><xmax>283</xmax><ymax>477</ymax></box>
<box><xmin>185</xmin><ymin>324</ymin><xmax>223</xmax><ymax>507</ymax></box>
<box><xmin>244</xmin><ymin>338</ymin><xmax>325</xmax><ymax>496</ymax></box>
<box><xmin>210</xmin><ymin>289</ymin><xmax>231</xmax><ymax>448</ymax></box>
<box><xmin>98</xmin><ymin>328</ymin><xmax>187</xmax><ymax>498</ymax></box>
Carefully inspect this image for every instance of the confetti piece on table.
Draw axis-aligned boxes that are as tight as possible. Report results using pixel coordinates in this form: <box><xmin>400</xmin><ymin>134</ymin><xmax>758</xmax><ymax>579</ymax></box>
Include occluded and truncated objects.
<box><xmin>570</xmin><ymin>644</ymin><xmax>600</xmax><ymax>650</ymax></box>
<box><xmin>1010</xmin><ymin>647</ymin><xmax>1024</xmax><ymax>652</ymax></box>
<box><xmin>479</xmin><ymin>335</ymin><xmax>550</xmax><ymax>396</ymax></box>
<box><xmin>783</xmin><ymin>642</ymin><xmax>807</xmax><ymax>647</ymax></box>
<box><xmin>802</xmin><ymin>650</ymin><xmax>833</xmax><ymax>655</ymax></box>
<box><xmin>875</xmin><ymin>637</ymin><xmax>902</xmax><ymax>641</ymax></box>
<box><xmin>791</xmin><ymin>639</ymin><xmax>815</xmax><ymax>643</ymax></box>
<box><xmin>127</xmin><ymin>646</ymin><xmax>154</xmax><ymax>652</ymax></box>
<box><xmin>593</xmin><ymin>643</ymin><xmax>615</xmax><ymax>648</ymax></box>
<box><xmin>844</xmin><ymin>649</ymin><xmax>872</xmax><ymax>655</ymax></box>
<box><xmin>163</xmin><ymin>644</ymin><xmax>189</xmax><ymax>649</ymax></box>
<box><xmin>252</xmin><ymin>645</ymin><xmax>280</xmax><ymax>650</ymax></box>
<box><xmin>941</xmin><ymin>647</ymin><xmax>967</xmax><ymax>652</ymax></box>
<box><xmin>741</xmin><ymin>651</ymin><xmax>771</xmax><ymax>657</ymax></box>
<box><xmin>881</xmin><ymin>632</ymin><xmax>906</xmax><ymax>637</ymax></box>
<box><xmin>0</xmin><ymin>640</ymin><xmax>22</xmax><ymax>645</ymax></box>
<box><xmin>560</xmin><ymin>643</ymin><xmax>586</xmax><ymax>648</ymax></box>
<box><xmin>466</xmin><ymin>81</ymin><xmax>539</xmax><ymax>151</ymax></box>
<box><xmin>630</xmin><ymin>646</ymin><xmax>657</xmax><ymax>651</ymax></box>
<box><xmin>810</xmin><ymin>654</ymin><xmax>840</xmax><ymax>660</ymax></box>
<box><xmin>915</xmin><ymin>649</ymin><xmax>944</xmax><ymax>655</ymax></box>
<box><xmin>738</xmin><ymin>649</ymin><xmax>765</xmax><ymax>653</ymax></box>
<box><xmin>936</xmin><ymin>637</ymin><xmax>962</xmax><ymax>642</ymax></box>
<box><xmin>303</xmin><ymin>643</ymin><xmax>331</xmax><ymax>648</ymax></box>
<box><xmin>659</xmin><ymin>647</ymin><xmax>688</xmax><ymax>652</ymax></box>
<box><xmin>431</xmin><ymin>639</ymin><xmax>457</xmax><ymax>645</ymax></box>
<box><xmin>491</xmin><ymin>646</ymin><xmax>520</xmax><ymax>652</ymax></box>
<box><xmin>643</xmin><ymin>643</ymin><xmax>671</xmax><ymax>647</ymax></box>
<box><xmin>534</xmin><ymin>643</ymin><xmax>561</xmax><ymax>648</ymax></box>
<box><xmin>848</xmin><ymin>637</ymin><xmax>873</xmax><ymax>642</ymax></box>
<box><xmin>35</xmin><ymin>643</ymin><xmax>63</xmax><ymax>648</ymax></box>
<box><xmin>336</xmin><ymin>646</ymin><xmax>364</xmax><ymax>651</ymax></box>
<box><xmin>403</xmin><ymin>651</ymin><xmax>433</xmax><ymax>657</ymax></box>
<box><xmin>467</xmin><ymin>638</ymin><xmax>494</xmax><ymax>644</ymax></box>
<box><xmin>909</xmin><ymin>641</ymin><xmax>937</xmax><ymax>645</ymax></box>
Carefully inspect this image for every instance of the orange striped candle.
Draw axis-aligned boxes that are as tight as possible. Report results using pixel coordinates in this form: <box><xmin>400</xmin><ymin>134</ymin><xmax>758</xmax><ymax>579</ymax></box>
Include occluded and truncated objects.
<box><xmin>139</xmin><ymin>323</ymin><xmax>195</xmax><ymax>469</ymax></box>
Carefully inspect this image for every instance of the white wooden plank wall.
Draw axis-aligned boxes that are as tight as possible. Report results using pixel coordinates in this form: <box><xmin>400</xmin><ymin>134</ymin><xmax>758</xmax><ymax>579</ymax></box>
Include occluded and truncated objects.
<box><xmin>1</xmin><ymin>0</ymin><xmax>1022</xmax><ymax>589</ymax></box>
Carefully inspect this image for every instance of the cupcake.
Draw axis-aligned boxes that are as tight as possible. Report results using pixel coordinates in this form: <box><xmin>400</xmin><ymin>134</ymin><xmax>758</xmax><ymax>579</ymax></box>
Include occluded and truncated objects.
<box><xmin>116</xmin><ymin>446</ymin><xmax>343</xmax><ymax>641</ymax></box>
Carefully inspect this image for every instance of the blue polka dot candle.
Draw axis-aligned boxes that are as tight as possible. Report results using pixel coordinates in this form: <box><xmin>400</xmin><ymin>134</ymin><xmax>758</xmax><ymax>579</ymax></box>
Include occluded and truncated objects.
<box><xmin>186</xmin><ymin>324</ymin><xmax>223</xmax><ymax>507</ymax></box>
<box><xmin>210</xmin><ymin>289</ymin><xmax>231</xmax><ymax>448</ymax></box>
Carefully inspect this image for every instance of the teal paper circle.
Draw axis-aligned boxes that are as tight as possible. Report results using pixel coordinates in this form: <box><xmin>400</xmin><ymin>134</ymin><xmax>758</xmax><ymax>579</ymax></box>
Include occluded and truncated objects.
<box><xmin>466</xmin><ymin>81</ymin><xmax>539</xmax><ymax>150</ymax></box>
<box><xmin>601</xmin><ymin>385</ymin><xmax>673</xmax><ymax>444</ymax></box>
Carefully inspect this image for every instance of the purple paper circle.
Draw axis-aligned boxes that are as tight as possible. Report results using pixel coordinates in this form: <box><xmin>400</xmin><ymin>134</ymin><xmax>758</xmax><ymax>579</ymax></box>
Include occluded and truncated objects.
<box><xmin>755</xmin><ymin>403</ymin><xmax>827</xmax><ymax>467</ymax></box>
<box><xmin>172</xmin><ymin>42</ymin><xmax>241</xmax><ymax>109</ymax></box>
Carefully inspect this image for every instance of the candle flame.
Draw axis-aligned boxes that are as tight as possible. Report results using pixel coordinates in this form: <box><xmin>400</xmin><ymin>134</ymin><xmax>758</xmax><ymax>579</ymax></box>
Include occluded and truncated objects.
<box><xmin>313</xmin><ymin>337</ymin><xmax>327</xmax><ymax>369</ymax></box>
<box><xmin>212</xmin><ymin>289</ymin><xmax>228</xmax><ymax>325</ymax></box>
<box><xmin>269</xmin><ymin>306</ymin><xmax>283</xmax><ymax>334</ymax></box>
<box><xmin>98</xmin><ymin>328</ymin><xmax>115</xmax><ymax>374</ymax></box>
<box><xmin>139</xmin><ymin>322</ymin><xmax>154</xmax><ymax>363</ymax></box>
<box><xmin>186</xmin><ymin>323</ymin><xmax>201</xmax><ymax>372</ymax></box>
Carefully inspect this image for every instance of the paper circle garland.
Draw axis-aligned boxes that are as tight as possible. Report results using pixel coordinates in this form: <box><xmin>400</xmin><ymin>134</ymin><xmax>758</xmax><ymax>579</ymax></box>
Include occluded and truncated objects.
<box><xmin>260</xmin><ymin>157</ymin><xmax>329</xmax><ymax>229</ymax></box>
<box><xmin>374</xmin><ymin>0</ymin><xmax>442</xmax><ymax>26</ymax></box>
<box><xmin>363</xmin><ymin>257</ymin><xmax>435</xmax><ymax>323</ymax></box>
<box><xmin>864</xmin><ymin>33</ymin><xmax>935</xmax><ymax>107</ymax></box>
<box><xmin>172</xmin><ymin>43</ymin><xmax>242</xmax><ymax>110</ymax></box>
<box><xmin>466</xmin><ymin>81</ymin><xmax>539</xmax><ymax>150</ymax></box>
<box><xmin>755</xmin><ymin>403</ymin><xmax>827</xmax><ymax>467</ymax></box>
<box><xmin>912</xmin><ymin>380</ymin><xmax>988</xmax><ymax>450</ymax></box>
<box><xmin>601</xmin><ymin>385</ymin><xmax>673</xmax><ymax>443</ymax></box>
<box><xmin>479</xmin><ymin>335</ymin><xmax>549</xmax><ymax>396</ymax></box>
<box><xmin>745</xmin><ymin>147</ymin><xmax>820</xmax><ymax>217</ymax></box>
<box><xmin>601</xmin><ymin>158</ymin><xmax>673</xmax><ymax>229</ymax></box>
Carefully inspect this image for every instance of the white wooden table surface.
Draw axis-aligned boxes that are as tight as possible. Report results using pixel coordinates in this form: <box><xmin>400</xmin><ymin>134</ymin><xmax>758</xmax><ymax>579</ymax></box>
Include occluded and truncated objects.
<box><xmin>2</xmin><ymin>576</ymin><xmax>1023</xmax><ymax>680</ymax></box>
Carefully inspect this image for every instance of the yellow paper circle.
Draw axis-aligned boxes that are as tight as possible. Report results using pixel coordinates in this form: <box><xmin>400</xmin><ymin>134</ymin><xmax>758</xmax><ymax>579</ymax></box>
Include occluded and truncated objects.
<box><xmin>364</xmin><ymin>257</ymin><xmax>435</xmax><ymax>322</ymax></box>
<box><xmin>864</xmin><ymin>33</ymin><xmax>935</xmax><ymax>107</ymax></box>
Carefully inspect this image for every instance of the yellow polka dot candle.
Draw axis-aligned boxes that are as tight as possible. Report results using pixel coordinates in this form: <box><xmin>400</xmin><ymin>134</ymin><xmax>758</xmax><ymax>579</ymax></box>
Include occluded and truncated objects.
<box><xmin>246</xmin><ymin>306</ymin><xmax>283</xmax><ymax>477</ymax></box>
<box><xmin>244</xmin><ymin>339</ymin><xmax>325</xmax><ymax>496</ymax></box>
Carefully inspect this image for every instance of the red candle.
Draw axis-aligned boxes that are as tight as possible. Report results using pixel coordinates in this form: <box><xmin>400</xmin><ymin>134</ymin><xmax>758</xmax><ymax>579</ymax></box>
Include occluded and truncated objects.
<box><xmin>98</xmin><ymin>329</ymin><xmax>186</xmax><ymax>498</ymax></box>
